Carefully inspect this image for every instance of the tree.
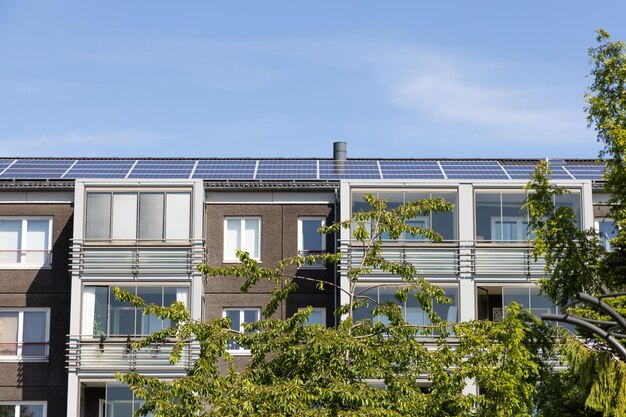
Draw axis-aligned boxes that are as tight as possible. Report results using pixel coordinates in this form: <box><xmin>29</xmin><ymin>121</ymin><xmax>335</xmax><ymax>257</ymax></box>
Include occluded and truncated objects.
<box><xmin>525</xmin><ymin>29</ymin><xmax>626</xmax><ymax>417</ymax></box>
<box><xmin>116</xmin><ymin>194</ymin><xmax>551</xmax><ymax>416</ymax></box>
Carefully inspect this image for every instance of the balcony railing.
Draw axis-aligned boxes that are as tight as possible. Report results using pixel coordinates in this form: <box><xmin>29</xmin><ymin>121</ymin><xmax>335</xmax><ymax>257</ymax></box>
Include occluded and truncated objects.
<box><xmin>70</xmin><ymin>239</ymin><xmax>205</xmax><ymax>275</ymax></box>
<box><xmin>0</xmin><ymin>250</ymin><xmax>52</xmax><ymax>267</ymax></box>
<box><xmin>66</xmin><ymin>336</ymin><xmax>199</xmax><ymax>373</ymax></box>
<box><xmin>341</xmin><ymin>241</ymin><xmax>460</xmax><ymax>279</ymax></box>
<box><xmin>341</xmin><ymin>240</ymin><xmax>546</xmax><ymax>278</ymax></box>
<box><xmin>472</xmin><ymin>243</ymin><xmax>545</xmax><ymax>276</ymax></box>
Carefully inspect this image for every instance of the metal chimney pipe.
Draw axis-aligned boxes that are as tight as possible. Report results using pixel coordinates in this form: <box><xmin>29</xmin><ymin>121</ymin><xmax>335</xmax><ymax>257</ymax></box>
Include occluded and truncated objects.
<box><xmin>333</xmin><ymin>141</ymin><xmax>347</xmax><ymax>162</ymax></box>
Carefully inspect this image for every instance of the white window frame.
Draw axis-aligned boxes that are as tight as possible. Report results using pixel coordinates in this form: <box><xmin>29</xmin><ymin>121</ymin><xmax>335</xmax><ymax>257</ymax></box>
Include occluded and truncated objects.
<box><xmin>490</xmin><ymin>216</ymin><xmax>528</xmax><ymax>241</ymax></box>
<box><xmin>0</xmin><ymin>308</ymin><xmax>50</xmax><ymax>362</ymax></box>
<box><xmin>297</xmin><ymin>217</ymin><xmax>326</xmax><ymax>268</ymax></box>
<box><xmin>222</xmin><ymin>308</ymin><xmax>260</xmax><ymax>354</ymax></box>
<box><xmin>0</xmin><ymin>401</ymin><xmax>47</xmax><ymax>417</ymax></box>
<box><xmin>0</xmin><ymin>217</ymin><xmax>53</xmax><ymax>268</ymax></box>
<box><xmin>81</xmin><ymin>284</ymin><xmax>189</xmax><ymax>337</ymax></box>
<box><xmin>223</xmin><ymin>217</ymin><xmax>261</xmax><ymax>262</ymax></box>
<box><xmin>299</xmin><ymin>307</ymin><xmax>326</xmax><ymax>326</ymax></box>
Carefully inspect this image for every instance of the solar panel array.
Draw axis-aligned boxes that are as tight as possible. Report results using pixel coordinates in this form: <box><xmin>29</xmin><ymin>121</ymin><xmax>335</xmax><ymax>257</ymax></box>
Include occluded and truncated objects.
<box><xmin>0</xmin><ymin>158</ymin><xmax>607</xmax><ymax>181</ymax></box>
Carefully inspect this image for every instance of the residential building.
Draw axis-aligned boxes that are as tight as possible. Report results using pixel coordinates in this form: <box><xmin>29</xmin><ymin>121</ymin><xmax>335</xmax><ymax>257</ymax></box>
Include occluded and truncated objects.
<box><xmin>0</xmin><ymin>145</ymin><xmax>610</xmax><ymax>416</ymax></box>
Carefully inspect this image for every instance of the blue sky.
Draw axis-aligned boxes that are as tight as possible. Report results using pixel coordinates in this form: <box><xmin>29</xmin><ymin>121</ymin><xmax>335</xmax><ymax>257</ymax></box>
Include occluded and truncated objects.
<box><xmin>1</xmin><ymin>1</ymin><xmax>625</xmax><ymax>159</ymax></box>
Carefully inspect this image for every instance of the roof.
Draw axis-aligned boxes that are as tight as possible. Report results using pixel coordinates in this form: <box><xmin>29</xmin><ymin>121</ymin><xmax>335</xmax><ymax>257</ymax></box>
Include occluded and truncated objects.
<box><xmin>0</xmin><ymin>157</ymin><xmax>606</xmax><ymax>181</ymax></box>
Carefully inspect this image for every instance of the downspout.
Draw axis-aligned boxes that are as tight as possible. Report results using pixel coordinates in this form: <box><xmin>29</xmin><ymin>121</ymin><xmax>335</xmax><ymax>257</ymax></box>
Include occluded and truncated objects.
<box><xmin>333</xmin><ymin>187</ymin><xmax>339</xmax><ymax>328</ymax></box>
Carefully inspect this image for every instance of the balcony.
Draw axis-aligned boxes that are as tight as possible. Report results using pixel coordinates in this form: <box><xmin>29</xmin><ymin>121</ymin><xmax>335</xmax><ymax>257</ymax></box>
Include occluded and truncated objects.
<box><xmin>70</xmin><ymin>239</ymin><xmax>205</xmax><ymax>276</ymax></box>
<box><xmin>66</xmin><ymin>336</ymin><xmax>199</xmax><ymax>374</ymax></box>
<box><xmin>342</xmin><ymin>240</ymin><xmax>546</xmax><ymax>279</ymax></box>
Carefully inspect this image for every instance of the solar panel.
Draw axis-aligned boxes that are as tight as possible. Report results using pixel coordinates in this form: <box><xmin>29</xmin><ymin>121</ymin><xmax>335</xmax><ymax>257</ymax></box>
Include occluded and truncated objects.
<box><xmin>64</xmin><ymin>160</ymin><xmax>135</xmax><ymax>179</ymax></box>
<box><xmin>192</xmin><ymin>160</ymin><xmax>256</xmax><ymax>179</ymax></box>
<box><xmin>127</xmin><ymin>160</ymin><xmax>196</xmax><ymax>179</ymax></box>
<box><xmin>440</xmin><ymin>161</ymin><xmax>508</xmax><ymax>180</ymax></box>
<box><xmin>318</xmin><ymin>160</ymin><xmax>381</xmax><ymax>179</ymax></box>
<box><xmin>0</xmin><ymin>159</ymin><xmax>76</xmax><ymax>179</ymax></box>
<box><xmin>503</xmin><ymin>165</ymin><xmax>573</xmax><ymax>180</ymax></box>
<box><xmin>256</xmin><ymin>160</ymin><xmax>317</xmax><ymax>179</ymax></box>
<box><xmin>565</xmin><ymin>165</ymin><xmax>606</xmax><ymax>180</ymax></box>
<box><xmin>0</xmin><ymin>159</ymin><xmax>15</xmax><ymax>174</ymax></box>
<box><xmin>379</xmin><ymin>161</ymin><xmax>444</xmax><ymax>179</ymax></box>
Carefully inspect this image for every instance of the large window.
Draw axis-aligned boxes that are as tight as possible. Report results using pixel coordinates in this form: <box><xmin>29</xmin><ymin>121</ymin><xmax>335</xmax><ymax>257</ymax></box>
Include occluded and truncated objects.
<box><xmin>298</xmin><ymin>217</ymin><xmax>326</xmax><ymax>267</ymax></box>
<box><xmin>223</xmin><ymin>308</ymin><xmax>260</xmax><ymax>352</ymax></box>
<box><xmin>353</xmin><ymin>286</ymin><xmax>458</xmax><ymax>326</ymax></box>
<box><xmin>0</xmin><ymin>309</ymin><xmax>49</xmax><ymax>360</ymax></box>
<box><xmin>477</xmin><ymin>286</ymin><xmax>562</xmax><ymax>323</ymax></box>
<box><xmin>85</xmin><ymin>191</ymin><xmax>191</xmax><ymax>241</ymax></box>
<box><xmin>0</xmin><ymin>217</ymin><xmax>52</xmax><ymax>267</ymax></box>
<box><xmin>475</xmin><ymin>191</ymin><xmax>581</xmax><ymax>242</ymax></box>
<box><xmin>351</xmin><ymin>190</ymin><xmax>457</xmax><ymax>241</ymax></box>
<box><xmin>0</xmin><ymin>403</ymin><xmax>46</xmax><ymax>417</ymax></box>
<box><xmin>82</xmin><ymin>286</ymin><xmax>188</xmax><ymax>336</ymax></box>
<box><xmin>300</xmin><ymin>307</ymin><xmax>326</xmax><ymax>326</ymax></box>
<box><xmin>223</xmin><ymin>217</ymin><xmax>261</xmax><ymax>261</ymax></box>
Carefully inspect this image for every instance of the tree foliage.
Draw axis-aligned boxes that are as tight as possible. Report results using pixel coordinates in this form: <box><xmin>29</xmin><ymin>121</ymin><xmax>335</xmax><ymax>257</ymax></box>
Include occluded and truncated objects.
<box><xmin>116</xmin><ymin>194</ymin><xmax>552</xmax><ymax>417</ymax></box>
<box><xmin>525</xmin><ymin>29</ymin><xmax>626</xmax><ymax>417</ymax></box>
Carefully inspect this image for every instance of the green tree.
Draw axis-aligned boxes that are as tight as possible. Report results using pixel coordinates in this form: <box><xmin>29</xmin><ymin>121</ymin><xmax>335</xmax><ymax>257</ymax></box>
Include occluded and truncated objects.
<box><xmin>526</xmin><ymin>29</ymin><xmax>626</xmax><ymax>417</ymax></box>
<box><xmin>116</xmin><ymin>194</ymin><xmax>551</xmax><ymax>416</ymax></box>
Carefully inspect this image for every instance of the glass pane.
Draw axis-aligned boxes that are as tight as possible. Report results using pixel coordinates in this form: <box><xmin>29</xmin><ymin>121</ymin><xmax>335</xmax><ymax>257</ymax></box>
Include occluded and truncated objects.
<box><xmin>243</xmin><ymin>310</ymin><xmax>259</xmax><ymax>327</ymax></box>
<box><xmin>305</xmin><ymin>309</ymin><xmax>325</xmax><ymax>326</ymax></box>
<box><xmin>530</xmin><ymin>288</ymin><xmax>556</xmax><ymax>319</ymax></box>
<box><xmin>0</xmin><ymin>220</ymin><xmax>21</xmax><ymax>263</ymax></box>
<box><xmin>165</xmin><ymin>193</ymin><xmax>191</xmax><ymax>240</ymax></box>
<box><xmin>0</xmin><ymin>405</ymin><xmax>15</xmax><ymax>417</ymax></box>
<box><xmin>93</xmin><ymin>287</ymin><xmax>109</xmax><ymax>336</ymax></box>
<box><xmin>405</xmin><ymin>217</ymin><xmax>428</xmax><ymax>240</ymax></box>
<box><xmin>225</xmin><ymin>310</ymin><xmax>240</xmax><ymax>332</ymax></box>
<box><xmin>106</xmin><ymin>385</ymin><xmax>133</xmax><ymax>417</ymax></box>
<box><xmin>353</xmin><ymin>287</ymin><xmax>376</xmax><ymax>322</ymax></box>
<box><xmin>431</xmin><ymin>192</ymin><xmax>457</xmax><ymax>240</ymax></box>
<box><xmin>475</xmin><ymin>193</ymin><xmax>500</xmax><ymax>241</ymax></box>
<box><xmin>503</xmin><ymin>287</ymin><xmax>529</xmax><ymax>310</ymax></box>
<box><xmin>498</xmin><ymin>220</ymin><xmax>518</xmax><ymax>241</ymax></box>
<box><xmin>599</xmin><ymin>220</ymin><xmax>618</xmax><ymax>250</ymax></box>
<box><xmin>137</xmin><ymin>287</ymin><xmax>163</xmax><ymax>334</ymax></box>
<box><xmin>501</xmin><ymin>193</ymin><xmax>526</xmax><ymax>219</ymax></box>
<box><xmin>556</xmin><ymin>193</ymin><xmax>581</xmax><ymax>227</ymax></box>
<box><xmin>111</xmin><ymin>193</ymin><xmax>138</xmax><ymax>240</ymax></box>
<box><xmin>0</xmin><ymin>312</ymin><xmax>19</xmax><ymax>356</ymax></box>
<box><xmin>406</xmin><ymin>292</ymin><xmax>427</xmax><ymax>326</ymax></box>
<box><xmin>243</xmin><ymin>219</ymin><xmax>260</xmax><ymax>259</ymax></box>
<box><xmin>224</xmin><ymin>219</ymin><xmax>241</xmax><ymax>260</ymax></box>
<box><xmin>378</xmin><ymin>287</ymin><xmax>395</xmax><ymax>325</ymax></box>
<box><xmin>300</xmin><ymin>219</ymin><xmax>324</xmax><ymax>253</ymax></box>
<box><xmin>109</xmin><ymin>286</ymin><xmax>136</xmax><ymax>335</ymax></box>
<box><xmin>20</xmin><ymin>405</ymin><xmax>43</xmax><ymax>417</ymax></box>
<box><xmin>351</xmin><ymin>192</ymin><xmax>372</xmax><ymax>238</ymax></box>
<box><xmin>86</xmin><ymin>193</ymin><xmax>111</xmax><ymax>239</ymax></box>
<box><xmin>139</xmin><ymin>193</ymin><xmax>164</xmax><ymax>240</ymax></box>
<box><xmin>22</xmin><ymin>311</ymin><xmax>47</xmax><ymax>357</ymax></box>
<box><xmin>25</xmin><ymin>220</ymin><xmax>49</xmax><ymax>265</ymax></box>
<box><xmin>435</xmin><ymin>288</ymin><xmax>458</xmax><ymax>323</ymax></box>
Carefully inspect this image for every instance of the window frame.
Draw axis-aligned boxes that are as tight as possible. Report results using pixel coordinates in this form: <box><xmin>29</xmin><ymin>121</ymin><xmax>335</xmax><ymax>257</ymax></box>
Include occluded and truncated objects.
<box><xmin>0</xmin><ymin>401</ymin><xmax>47</xmax><ymax>417</ymax></box>
<box><xmin>596</xmin><ymin>218</ymin><xmax>618</xmax><ymax>251</ymax></box>
<box><xmin>297</xmin><ymin>217</ymin><xmax>326</xmax><ymax>269</ymax></box>
<box><xmin>0</xmin><ymin>308</ymin><xmax>50</xmax><ymax>362</ymax></box>
<box><xmin>223</xmin><ymin>217</ymin><xmax>262</xmax><ymax>262</ymax></box>
<box><xmin>0</xmin><ymin>216</ymin><xmax>53</xmax><ymax>269</ymax></box>
<box><xmin>81</xmin><ymin>284</ymin><xmax>190</xmax><ymax>337</ymax></box>
<box><xmin>222</xmin><ymin>308</ymin><xmax>261</xmax><ymax>354</ymax></box>
<box><xmin>84</xmin><ymin>189</ymin><xmax>193</xmax><ymax>242</ymax></box>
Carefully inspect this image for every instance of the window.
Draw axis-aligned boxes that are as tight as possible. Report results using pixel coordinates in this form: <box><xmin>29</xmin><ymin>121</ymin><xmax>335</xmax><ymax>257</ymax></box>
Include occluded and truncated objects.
<box><xmin>353</xmin><ymin>286</ymin><xmax>458</xmax><ymax>326</ymax></box>
<box><xmin>298</xmin><ymin>217</ymin><xmax>326</xmax><ymax>267</ymax></box>
<box><xmin>223</xmin><ymin>217</ymin><xmax>261</xmax><ymax>261</ymax></box>
<box><xmin>0</xmin><ymin>217</ymin><xmax>52</xmax><ymax>267</ymax></box>
<box><xmin>85</xmin><ymin>191</ymin><xmax>191</xmax><ymax>241</ymax></box>
<box><xmin>475</xmin><ymin>191</ymin><xmax>581</xmax><ymax>242</ymax></box>
<box><xmin>0</xmin><ymin>402</ymin><xmax>46</xmax><ymax>417</ymax></box>
<box><xmin>351</xmin><ymin>190</ymin><xmax>457</xmax><ymax>241</ymax></box>
<box><xmin>477</xmin><ymin>285</ymin><xmax>565</xmax><ymax>323</ymax></box>
<box><xmin>596</xmin><ymin>218</ymin><xmax>618</xmax><ymax>251</ymax></box>
<box><xmin>223</xmin><ymin>308</ymin><xmax>260</xmax><ymax>352</ymax></box>
<box><xmin>0</xmin><ymin>309</ymin><xmax>49</xmax><ymax>360</ymax></box>
<box><xmin>82</xmin><ymin>286</ymin><xmax>189</xmax><ymax>336</ymax></box>
<box><xmin>300</xmin><ymin>307</ymin><xmax>326</xmax><ymax>326</ymax></box>
<box><xmin>105</xmin><ymin>384</ymin><xmax>152</xmax><ymax>417</ymax></box>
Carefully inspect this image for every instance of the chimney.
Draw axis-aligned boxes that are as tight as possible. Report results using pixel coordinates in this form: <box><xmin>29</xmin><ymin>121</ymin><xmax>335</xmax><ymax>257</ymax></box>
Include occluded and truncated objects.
<box><xmin>333</xmin><ymin>141</ymin><xmax>347</xmax><ymax>175</ymax></box>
